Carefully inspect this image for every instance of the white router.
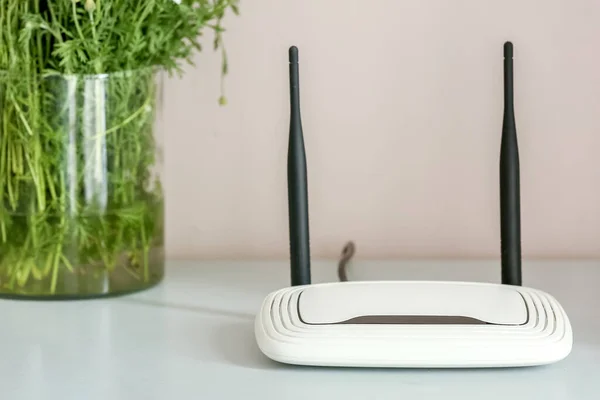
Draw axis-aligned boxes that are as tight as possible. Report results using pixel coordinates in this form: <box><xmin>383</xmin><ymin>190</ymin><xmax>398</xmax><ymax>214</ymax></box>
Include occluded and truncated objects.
<box><xmin>254</xmin><ymin>43</ymin><xmax>573</xmax><ymax>368</ymax></box>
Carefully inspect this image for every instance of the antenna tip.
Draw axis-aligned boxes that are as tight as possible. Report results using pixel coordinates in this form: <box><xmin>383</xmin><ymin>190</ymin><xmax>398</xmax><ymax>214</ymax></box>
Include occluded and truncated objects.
<box><xmin>504</xmin><ymin>41</ymin><xmax>513</xmax><ymax>58</ymax></box>
<box><xmin>289</xmin><ymin>46</ymin><xmax>299</xmax><ymax>63</ymax></box>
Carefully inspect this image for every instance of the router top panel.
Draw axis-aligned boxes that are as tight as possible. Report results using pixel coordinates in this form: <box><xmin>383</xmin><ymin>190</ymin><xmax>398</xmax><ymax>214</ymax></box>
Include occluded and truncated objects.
<box><xmin>298</xmin><ymin>281</ymin><xmax>528</xmax><ymax>326</ymax></box>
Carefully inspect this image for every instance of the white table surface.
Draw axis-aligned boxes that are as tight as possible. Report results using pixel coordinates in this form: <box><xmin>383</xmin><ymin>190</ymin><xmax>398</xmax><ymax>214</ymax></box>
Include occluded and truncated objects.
<box><xmin>1</xmin><ymin>259</ymin><xmax>598</xmax><ymax>400</ymax></box>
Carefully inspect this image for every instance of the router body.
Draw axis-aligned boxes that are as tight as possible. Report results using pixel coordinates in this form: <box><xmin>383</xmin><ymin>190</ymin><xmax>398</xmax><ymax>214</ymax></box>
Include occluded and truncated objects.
<box><xmin>255</xmin><ymin>281</ymin><xmax>573</xmax><ymax>368</ymax></box>
<box><xmin>255</xmin><ymin>43</ymin><xmax>573</xmax><ymax>369</ymax></box>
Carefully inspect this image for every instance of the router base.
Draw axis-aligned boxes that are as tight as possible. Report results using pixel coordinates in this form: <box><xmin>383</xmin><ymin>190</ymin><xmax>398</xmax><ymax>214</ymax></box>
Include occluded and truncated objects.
<box><xmin>255</xmin><ymin>281</ymin><xmax>572</xmax><ymax>368</ymax></box>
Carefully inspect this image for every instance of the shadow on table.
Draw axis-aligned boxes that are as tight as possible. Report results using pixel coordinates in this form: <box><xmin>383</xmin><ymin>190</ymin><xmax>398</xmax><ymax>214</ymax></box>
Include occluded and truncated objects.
<box><xmin>122</xmin><ymin>297</ymin><xmax>255</xmax><ymax>320</ymax></box>
<box><xmin>212</xmin><ymin>320</ymin><xmax>284</xmax><ymax>370</ymax></box>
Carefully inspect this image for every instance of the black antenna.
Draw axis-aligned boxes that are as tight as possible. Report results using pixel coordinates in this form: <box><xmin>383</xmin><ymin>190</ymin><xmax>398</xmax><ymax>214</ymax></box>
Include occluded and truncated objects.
<box><xmin>500</xmin><ymin>41</ymin><xmax>522</xmax><ymax>286</ymax></box>
<box><xmin>288</xmin><ymin>46</ymin><xmax>311</xmax><ymax>286</ymax></box>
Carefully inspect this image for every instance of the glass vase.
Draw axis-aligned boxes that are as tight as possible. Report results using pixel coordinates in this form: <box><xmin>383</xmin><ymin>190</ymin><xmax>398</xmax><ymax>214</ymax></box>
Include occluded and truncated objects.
<box><xmin>0</xmin><ymin>68</ymin><xmax>165</xmax><ymax>298</ymax></box>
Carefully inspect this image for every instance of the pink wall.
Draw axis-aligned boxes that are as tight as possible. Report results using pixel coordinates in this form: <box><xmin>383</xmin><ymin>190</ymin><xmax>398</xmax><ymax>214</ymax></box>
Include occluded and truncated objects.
<box><xmin>164</xmin><ymin>0</ymin><xmax>600</xmax><ymax>260</ymax></box>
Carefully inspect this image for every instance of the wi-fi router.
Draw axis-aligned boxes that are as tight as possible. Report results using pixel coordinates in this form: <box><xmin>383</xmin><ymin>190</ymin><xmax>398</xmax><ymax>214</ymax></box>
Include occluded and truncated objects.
<box><xmin>254</xmin><ymin>43</ymin><xmax>573</xmax><ymax>368</ymax></box>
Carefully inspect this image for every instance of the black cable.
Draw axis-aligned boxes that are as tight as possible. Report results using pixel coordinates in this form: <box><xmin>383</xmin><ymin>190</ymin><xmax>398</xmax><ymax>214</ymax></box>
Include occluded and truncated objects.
<box><xmin>337</xmin><ymin>241</ymin><xmax>356</xmax><ymax>282</ymax></box>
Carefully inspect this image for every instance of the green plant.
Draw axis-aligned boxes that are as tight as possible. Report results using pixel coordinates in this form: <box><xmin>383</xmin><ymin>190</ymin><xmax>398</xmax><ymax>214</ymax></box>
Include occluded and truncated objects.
<box><xmin>0</xmin><ymin>0</ymin><xmax>238</xmax><ymax>296</ymax></box>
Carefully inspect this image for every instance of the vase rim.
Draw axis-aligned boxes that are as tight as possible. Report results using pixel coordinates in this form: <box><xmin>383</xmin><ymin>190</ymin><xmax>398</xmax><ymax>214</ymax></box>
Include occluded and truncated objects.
<box><xmin>0</xmin><ymin>66</ymin><xmax>161</xmax><ymax>80</ymax></box>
